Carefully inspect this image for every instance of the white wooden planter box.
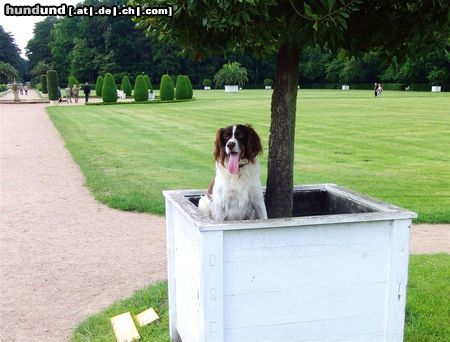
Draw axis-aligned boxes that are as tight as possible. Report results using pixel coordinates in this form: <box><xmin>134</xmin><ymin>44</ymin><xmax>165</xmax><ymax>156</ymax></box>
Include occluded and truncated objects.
<box><xmin>224</xmin><ymin>85</ymin><xmax>239</xmax><ymax>92</ymax></box>
<box><xmin>431</xmin><ymin>86</ymin><xmax>441</xmax><ymax>92</ymax></box>
<box><xmin>265</xmin><ymin>86</ymin><xmax>272</xmax><ymax>90</ymax></box>
<box><xmin>342</xmin><ymin>85</ymin><xmax>350</xmax><ymax>90</ymax></box>
<box><xmin>204</xmin><ymin>86</ymin><xmax>211</xmax><ymax>90</ymax></box>
<box><xmin>163</xmin><ymin>184</ymin><xmax>416</xmax><ymax>342</ymax></box>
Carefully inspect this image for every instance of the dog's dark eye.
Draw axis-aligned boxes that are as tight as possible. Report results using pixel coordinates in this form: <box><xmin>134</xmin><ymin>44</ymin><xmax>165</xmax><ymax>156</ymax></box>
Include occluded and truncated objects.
<box><xmin>223</xmin><ymin>134</ymin><xmax>230</xmax><ymax>140</ymax></box>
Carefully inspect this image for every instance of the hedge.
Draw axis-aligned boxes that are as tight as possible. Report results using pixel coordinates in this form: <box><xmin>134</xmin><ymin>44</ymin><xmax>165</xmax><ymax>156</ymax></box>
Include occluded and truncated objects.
<box><xmin>41</xmin><ymin>75</ymin><xmax>48</xmax><ymax>94</ymax></box>
<box><xmin>202</xmin><ymin>79</ymin><xmax>212</xmax><ymax>87</ymax></box>
<box><xmin>121</xmin><ymin>75</ymin><xmax>132</xmax><ymax>96</ymax></box>
<box><xmin>95</xmin><ymin>76</ymin><xmax>104</xmax><ymax>97</ymax></box>
<box><xmin>133</xmin><ymin>75</ymin><xmax>148</xmax><ymax>102</ymax></box>
<box><xmin>159</xmin><ymin>74</ymin><xmax>174</xmax><ymax>101</ymax></box>
<box><xmin>185</xmin><ymin>75</ymin><xmax>193</xmax><ymax>99</ymax></box>
<box><xmin>143</xmin><ymin>74</ymin><xmax>153</xmax><ymax>91</ymax></box>
<box><xmin>175</xmin><ymin>75</ymin><xmax>189</xmax><ymax>100</ymax></box>
<box><xmin>101</xmin><ymin>73</ymin><xmax>117</xmax><ymax>103</ymax></box>
<box><xmin>46</xmin><ymin>70</ymin><xmax>59</xmax><ymax>101</ymax></box>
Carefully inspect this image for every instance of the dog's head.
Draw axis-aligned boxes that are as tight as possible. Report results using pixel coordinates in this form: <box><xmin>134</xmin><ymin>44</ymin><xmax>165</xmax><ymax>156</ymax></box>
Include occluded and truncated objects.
<box><xmin>214</xmin><ymin>124</ymin><xmax>263</xmax><ymax>174</ymax></box>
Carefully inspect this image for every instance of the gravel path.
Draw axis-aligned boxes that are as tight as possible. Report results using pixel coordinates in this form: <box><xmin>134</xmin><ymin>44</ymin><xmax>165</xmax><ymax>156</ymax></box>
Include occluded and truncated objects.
<box><xmin>0</xmin><ymin>94</ymin><xmax>448</xmax><ymax>341</ymax></box>
<box><xmin>1</xmin><ymin>94</ymin><xmax>166</xmax><ymax>341</ymax></box>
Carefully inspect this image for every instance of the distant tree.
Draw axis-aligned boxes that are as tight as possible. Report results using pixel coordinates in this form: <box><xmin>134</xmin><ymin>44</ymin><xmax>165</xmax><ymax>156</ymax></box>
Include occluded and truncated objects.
<box><xmin>47</xmin><ymin>70</ymin><xmax>59</xmax><ymax>101</ymax></box>
<box><xmin>0</xmin><ymin>62</ymin><xmax>19</xmax><ymax>82</ymax></box>
<box><xmin>121</xmin><ymin>75</ymin><xmax>132</xmax><ymax>96</ymax></box>
<box><xmin>31</xmin><ymin>60</ymin><xmax>53</xmax><ymax>79</ymax></box>
<box><xmin>101</xmin><ymin>73</ymin><xmax>117</xmax><ymax>103</ymax></box>
<box><xmin>68</xmin><ymin>75</ymin><xmax>78</xmax><ymax>89</ymax></box>
<box><xmin>133</xmin><ymin>75</ymin><xmax>148</xmax><ymax>101</ymax></box>
<box><xmin>95</xmin><ymin>76</ymin><xmax>104</xmax><ymax>97</ymax></box>
<box><xmin>25</xmin><ymin>17</ymin><xmax>57</xmax><ymax>70</ymax></box>
<box><xmin>70</xmin><ymin>38</ymin><xmax>97</xmax><ymax>82</ymax></box>
<box><xmin>0</xmin><ymin>25</ymin><xmax>27</xmax><ymax>80</ymax></box>
<box><xmin>133</xmin><ymin>0</ymin><xmax>450</xmax><ymax>218</ymax></box>
<box><xmin>214</xmin><ymin>62</ymin><xmax>248</xmax><ymax>88</ymax></box>
<box><xmin>159</xmin><ymin>74</ymin><xmax>174</xmax><ymax>101</ymax></box>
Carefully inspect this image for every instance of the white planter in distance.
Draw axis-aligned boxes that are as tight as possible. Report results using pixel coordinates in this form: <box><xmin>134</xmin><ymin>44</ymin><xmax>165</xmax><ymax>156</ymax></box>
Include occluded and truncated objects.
<box><xmin>265</xmin><ymin>86</ymin><xmax>272</xmax><ymax>90</ymax></box>
<box><xmin>342</xmin><ymin>85</ymin><xmax>350</xmax><ymax>90</ymax></box>
<box><xmin>224</xmin><ymin>85</ymin><xmax>239</xmax><ymax>92</ymax></box>
<box><xmin>163</xmin><ymin>184</ymin><xmax>416</xmax><ymax>342</ymax></box>
<box><xmin>431</xmin><ymin>86</ymin><xmax>441</xmax><ymax>92</ymax></box>
<box><xmin>204</xmin><ymin>86</ymin><xmax>211</xmax><ymax>90</ymax></box>
<box><xmin>148</xmin><ymin>92</ymin><xmax>155</xmax><ymax>101</ymax></box>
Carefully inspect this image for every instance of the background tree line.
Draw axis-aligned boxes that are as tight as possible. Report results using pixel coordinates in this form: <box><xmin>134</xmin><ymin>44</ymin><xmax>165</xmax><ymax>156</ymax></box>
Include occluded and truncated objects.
<box><xmin>2</xmin><ymin>0</ymin><xmax>448</xmax><ymax>88</ymax></box>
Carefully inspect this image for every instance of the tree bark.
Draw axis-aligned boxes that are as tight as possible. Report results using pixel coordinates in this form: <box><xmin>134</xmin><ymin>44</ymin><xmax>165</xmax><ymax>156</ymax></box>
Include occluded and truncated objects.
<box><xmin>265</xmin><ymin>44</ymin><xmax>301</xmax><ymax>218</ymax></box>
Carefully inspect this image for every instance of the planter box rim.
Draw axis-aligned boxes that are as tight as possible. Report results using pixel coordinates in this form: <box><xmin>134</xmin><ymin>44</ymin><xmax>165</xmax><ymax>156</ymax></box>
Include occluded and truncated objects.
<box><xmin>163</xmin><ymin>184</ymin><xmax>417</xmax><ymax>232</ymax></box>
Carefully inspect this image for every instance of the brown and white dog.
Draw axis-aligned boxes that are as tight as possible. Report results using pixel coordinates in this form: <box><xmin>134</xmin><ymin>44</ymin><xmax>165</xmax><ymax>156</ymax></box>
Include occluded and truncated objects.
<box><xmin>198</xmin><ymin>124</ymin><xmax>268</xmax><ymax>221</ymax></box>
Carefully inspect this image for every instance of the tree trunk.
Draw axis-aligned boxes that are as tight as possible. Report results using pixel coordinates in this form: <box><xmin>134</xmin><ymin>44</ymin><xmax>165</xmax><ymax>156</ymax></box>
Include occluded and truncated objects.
<box><xmin>265</xmin><ymin>44</ymin><xmax>301</xmax><ymax>218</ymax></box>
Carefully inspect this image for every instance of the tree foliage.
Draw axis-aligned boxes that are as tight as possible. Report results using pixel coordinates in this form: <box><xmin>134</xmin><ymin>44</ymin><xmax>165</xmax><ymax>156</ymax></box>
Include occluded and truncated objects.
<box><xmin>68</xmin><ymin>75</ymin><xmax>78</xmax><ymax>89</ymax></box>
<box><xmin>101</xmin><ymin>73</ymin><xmax>117</xmax><ymax>103</ymax></box>
<box><xmin>0</xmin><ymin>25</ymin><xmax>28</xmax><ymax>81</ymax></box>
<box><xmin>0</xmin><ymin>62</ymin><xmax>19</xmax><ymax>82</ymax></box>
<box><xmin>47</xmin><ymin>70</ymin><xmax>59</xmax><ymax>101</ymax></box>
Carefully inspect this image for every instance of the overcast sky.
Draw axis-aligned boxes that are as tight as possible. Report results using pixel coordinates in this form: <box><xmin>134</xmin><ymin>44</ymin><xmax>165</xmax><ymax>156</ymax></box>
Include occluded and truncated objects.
<box><xmin>1</xmin><ymin>0</ymin><xmax>81</xmax><ymax>59</ymax></box>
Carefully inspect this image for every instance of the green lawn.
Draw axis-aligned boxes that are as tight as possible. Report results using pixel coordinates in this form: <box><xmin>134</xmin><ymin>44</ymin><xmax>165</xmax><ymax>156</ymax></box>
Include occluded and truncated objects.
<box><xmin>47</xmin><ymin>89</ymin><xmax>450</xmax><ymax>223</ymax></box>
<box><xmin>71</xmin><ymin>254</ymin><xmax>450</xmax><ymax>341</ymax></box>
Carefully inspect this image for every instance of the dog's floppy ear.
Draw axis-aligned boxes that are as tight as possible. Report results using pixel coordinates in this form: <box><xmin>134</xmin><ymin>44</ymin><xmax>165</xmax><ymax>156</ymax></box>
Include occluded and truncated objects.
<box><xmin>245</xmin><ymin>124</ymin><xmax>263</xmax><ymax>163</ymax></box>
<box><xmin>214</xmin><ymin>128</ymin><xmax>225</xmax><ymax>165</ymax></box>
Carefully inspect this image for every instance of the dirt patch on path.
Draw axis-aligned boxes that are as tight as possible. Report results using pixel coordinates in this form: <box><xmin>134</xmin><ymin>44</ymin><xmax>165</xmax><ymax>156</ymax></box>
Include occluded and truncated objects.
<box><xmin>1</xmin><ymin>102</ymin><xmax>166</xmax><ymax>341</ymax></box>
<box><xmin>0</xmin><ymin>100</ymin><xmax>448</xmax><ymax>341</ymax></box>
<box><xmin>410</xmin><ymin>224</ymin><xmax>450</xmax><ymax>255</ymax></box>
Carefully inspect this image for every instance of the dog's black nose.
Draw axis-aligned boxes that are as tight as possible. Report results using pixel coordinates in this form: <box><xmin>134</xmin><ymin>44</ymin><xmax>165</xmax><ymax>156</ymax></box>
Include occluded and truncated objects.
<box><xmin>227</xmin><ymin>142</ymin><xmax>236</xmax><ymax>149</ymax></box>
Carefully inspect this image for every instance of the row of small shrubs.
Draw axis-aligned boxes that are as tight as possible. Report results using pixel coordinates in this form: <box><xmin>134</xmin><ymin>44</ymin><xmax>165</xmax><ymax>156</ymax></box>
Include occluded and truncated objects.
<box><xmin>97</xmin><ymin>73</ymin><xmax>193</xmax><ymax>103</ymax></box>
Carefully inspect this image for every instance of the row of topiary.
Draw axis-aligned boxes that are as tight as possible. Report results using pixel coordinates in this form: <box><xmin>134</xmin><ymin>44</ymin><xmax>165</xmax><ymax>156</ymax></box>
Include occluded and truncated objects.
<box><xmin>97</xmin><ymin>73</ymin><xmax>193</xmax><ymax>103</ymax></box>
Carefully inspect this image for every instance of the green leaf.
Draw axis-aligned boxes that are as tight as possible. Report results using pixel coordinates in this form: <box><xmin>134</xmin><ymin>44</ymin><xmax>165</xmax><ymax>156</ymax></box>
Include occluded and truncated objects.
<box><xmin>304</xmin><ymin>3</ymin><xmax>314</xmax><ymax>17</ymax></box>
<box><xmin>313</xmin><ymin>21</ymin><xmax>319</xmax><ymax>31</ymax></box>
<box><xmin>328</xmin><ymin>0</ymin><xmax>335</xmax><ymax>11</ymax></box>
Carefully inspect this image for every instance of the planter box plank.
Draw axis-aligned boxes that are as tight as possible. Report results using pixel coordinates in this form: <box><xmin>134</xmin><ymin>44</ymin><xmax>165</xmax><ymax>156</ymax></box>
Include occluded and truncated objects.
<box><xmin>163</xmin><ymin>184</ymin><xmax>416</xmax><ymax>342</ymax></box>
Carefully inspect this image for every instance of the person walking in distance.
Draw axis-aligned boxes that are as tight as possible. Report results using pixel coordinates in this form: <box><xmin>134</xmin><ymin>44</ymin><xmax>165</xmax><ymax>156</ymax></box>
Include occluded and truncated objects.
<box><xmin>83</xmin><ymin>82</ymin><xmax>91</xmax><ymax>103</ymax></box>
<box><xmin>72</xmin><ymin>84</ymin><xmax>79</xmax><ymax>103</ymax></box>
<box><xmin>65</xmin><ymin>85</ymin><xmax>72</xmax><ymax>103</ymax></box>
<box><xmin>374</xmin><ymin>82</ymin><xmax>378</xmax><ymax>97</ymax></box>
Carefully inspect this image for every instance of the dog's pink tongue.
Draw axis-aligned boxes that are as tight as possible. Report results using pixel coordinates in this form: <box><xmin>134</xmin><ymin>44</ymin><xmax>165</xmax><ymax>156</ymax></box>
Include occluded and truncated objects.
<box><xmin>228</xmin><ymin>153</ymin><xmax>240</xmax><ymax>175</ymax></box>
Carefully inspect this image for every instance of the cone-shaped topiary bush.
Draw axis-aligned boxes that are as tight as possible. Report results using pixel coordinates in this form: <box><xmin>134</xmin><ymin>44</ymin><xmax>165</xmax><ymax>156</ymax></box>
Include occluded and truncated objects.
<box><xmin>101</xmin><ymin>73</ymin><xmax>117</xmax><ymax>103</ymax></box>
<box><xmin>46</xmin><ymin>70</ymin><xmax>58</xmax><ymax>101</ymax></box>
<box><xmin>184</xmin><ymin>75</ymin><xmax>193</xmax><ymax>99</ymax></box>
<box><xmin>95</xmin><ymin>76</ymin><xmax>104</xmax><ymax>97</ymax></box>
<box><xmin>41</xmin><ymin>75</ymin><xmax>48</xmax><ymax>94</ymax></box>
<box><xmin>68</xmin><ymin>75</ymin><xmax>78</xmax><ymax>89</ymax></box>
<box><xmin>121</xmin><ymin>75</ymin><xmax>132</xmax><ymax>97</ymax></box>
<box><xmin>133</xmin><ymin>75</ymin><xmax>148</xmax><ymax>102</ymax></box>
<box><xmin>159</xmin><ymin>74</ymin><xmax>174</xmax><ymax>101</ymax></box>
<box><xmin>143</xmin><ymin>74</ymin><xmax>152</xmax><ymax>92</ymax></box>
<box><xmin>175</xmin><ymin>75</ymin><xmax>189</xmax><ymax>100</ymax></box>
